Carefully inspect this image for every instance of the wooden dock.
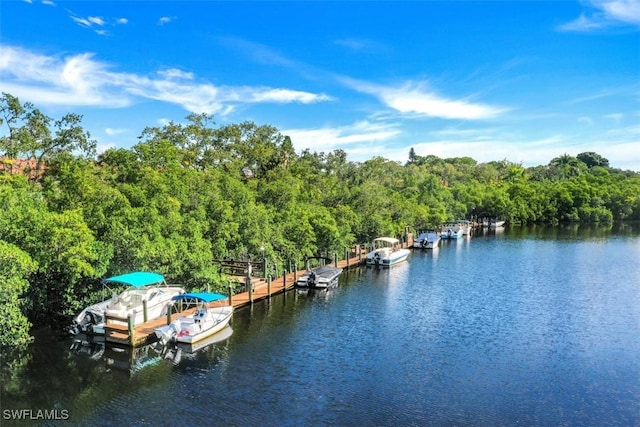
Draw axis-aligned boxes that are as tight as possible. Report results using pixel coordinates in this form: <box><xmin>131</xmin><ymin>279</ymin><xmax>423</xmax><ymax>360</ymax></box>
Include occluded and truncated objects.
<box><xmin>106</xmin><ymin>238</ymin><xmax>413</xmax><ymax>347</ymax></box>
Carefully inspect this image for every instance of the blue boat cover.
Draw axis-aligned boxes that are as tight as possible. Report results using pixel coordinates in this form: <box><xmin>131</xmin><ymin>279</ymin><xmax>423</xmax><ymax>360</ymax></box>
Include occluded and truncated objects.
<box><xmin>102</xmin><ymin>271</ymin><xmax>165</xmax><ymax>287</ymax></box>
<box><xmin>172</xmin><ymin>292</ymin><xmax>227</xmax><ymax>303</ymax></box>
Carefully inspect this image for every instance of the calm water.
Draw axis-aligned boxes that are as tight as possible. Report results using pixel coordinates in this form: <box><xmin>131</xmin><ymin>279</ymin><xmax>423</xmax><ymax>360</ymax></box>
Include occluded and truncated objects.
<box><xmin>3</xmin><ymin>225</ymin><xmax>640</xmax><ymax>426</ymax></box>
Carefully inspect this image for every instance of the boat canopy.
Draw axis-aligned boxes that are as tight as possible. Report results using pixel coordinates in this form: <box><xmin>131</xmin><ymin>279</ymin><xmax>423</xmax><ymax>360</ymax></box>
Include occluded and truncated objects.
<box><xmin>373</xmin><ymin>237</ymin><xmax>400</xmax><ymax>245</ymax></box>
<box><xmin>172</xmin><ymin>292</ymin><xmax>227</xmax><ymax>303</ymax></box>
<box><xmin>102</xmin><ymin>271</ymin><xmax>165</xmax><ymax>287</ymax></box>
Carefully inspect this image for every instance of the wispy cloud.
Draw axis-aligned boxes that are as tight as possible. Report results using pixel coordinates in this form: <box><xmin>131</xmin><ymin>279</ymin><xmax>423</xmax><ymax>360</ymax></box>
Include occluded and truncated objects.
<box><xmin>342</xmin><ymin>78</ymin><xmax>504</xmax><ymax>120</ymax></box>
<box><xmin>558</xmin><ymin>0</ymin><xmax>640</xmax><ymax>31</ymax></box>
<box><xmin>158</xmin><ymin>16</ymin><xmax>175</xmax><ymax>26</ymax></box>
<box><xmin>604</xmin><ymin>112</ymin><xmax>623</xmax><ymax>122</ymax></box>
<box><xmin>41</xmin><ymin>0</ymin><xmax>55</xmax><ymax>6</ymax></box>
<box><xmin>284</xmin><ymin>120</ymin><xmax>401</xmax><ymax>154</ymax></box>
<box><xmin>104</xmin><ymin>128</ymin><xmax>128</xmax><ymax>136</ymax></box>
<box><xmin>70</xmin><ymin>15</ymin><xmax>105</xmax><ymax>28</ymax></box>
<box><xmin>333</xmin><ymin>38</ymin><xmax>388</xmax><ymax>53</ymax></box>
<box><xmin>219</xmin><ymin>37</ymin><xmax>299</xmax><ymax>68</ymax></box>
<box><xmin>68</xmin><ymin>13</ymin><xmax>128</xmax><ymax>36</ymax></box>
<box><xmin>0</xmin><ymin>45</ymin><xmax>332</xmax><ymax>115</ymax></box>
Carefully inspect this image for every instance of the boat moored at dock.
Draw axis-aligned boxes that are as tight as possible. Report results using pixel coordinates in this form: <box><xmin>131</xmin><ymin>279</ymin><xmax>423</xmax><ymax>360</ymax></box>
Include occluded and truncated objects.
<box><xmin>295</xmin><ymin>260</ymin><xmax>343</xmax><ymax>289</ymax></box>
<box><xmin>413</xmin><ymin>230</ymin><xmax>441</xmax><ymax>249</ymax></box>
<box><xmin>366</xmin><ymin>237</ymin><xmax>411</xmax><ymax>266</ymax></box>
<box><xmin>70</xmin><ymin>272</ymin><xmax>185</xmax><ymax>336</ymax></box>
<box><xmin>441</xmin><ymin>224</ymin><xmax>465</xmax><ymax>239</ymax></box>
<box><xmin>155</xmin><ymin>292</ymin><xmax>233</xmax><ymax>345</ymax></box>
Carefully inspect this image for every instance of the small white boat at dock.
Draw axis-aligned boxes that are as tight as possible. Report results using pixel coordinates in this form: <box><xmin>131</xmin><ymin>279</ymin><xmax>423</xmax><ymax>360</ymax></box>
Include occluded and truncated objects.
<box><xmin>441</xmin><ymin>224</ymin><xmax>464</xmax><ymax>239</ymax></box>
<box><xmin>155</xmin><ymin>292</ymin><xmax>233</xmax><ymax>345</ymax></box>
<box><xmin>366</xmin><ymin>237</ymin><xmax>411</xmax><ymax>266</ymax></box>
<box><xmin>483</xmin><ymin>219</ymin><xmax>506</xmax><ymax>229</ymax></box>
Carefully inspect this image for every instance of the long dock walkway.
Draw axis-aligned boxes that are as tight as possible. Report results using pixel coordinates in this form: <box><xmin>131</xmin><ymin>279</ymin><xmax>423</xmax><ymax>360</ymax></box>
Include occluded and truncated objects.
<box><xmin>108</xmin><ymin>238</ymin><xmax>413</xmax><ymax>347</ymax></box>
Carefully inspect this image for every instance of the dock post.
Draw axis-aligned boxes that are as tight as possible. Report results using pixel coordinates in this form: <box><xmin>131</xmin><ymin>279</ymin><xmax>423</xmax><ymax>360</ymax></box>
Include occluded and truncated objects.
<box><xmin>247</xmin><ymin>275</ymin><xmax>253</xmax><ymax>304</ymax></box>
<box><xmin>267</xmin><ymin>275</ymin><xmax>272</xmax><ymax>298</ymax></box>
<box><xmin>334</xmin><ymin>253</ymin><xmax>338</xmax><ymax>266</ymax></box>
<box><xmin>142</xmin><ymin>299</ymin><xmax>148</xmax><ymax>323</ymax></box>
<box><xmin>228</xmin><ymin>283</ymin><xmax>233</xmax><ymax>306</ymax></box>
<box><xmin>294</xmin><ymin>264</ymin><xmax>298</xmax><ymax>282</ymax></box>
<box><xmin>166</xmin><ymin>304</ymin><xmax>172</xmax><ymax>325</ymax></box>
<box><xmin>345</xmin><ymin>248</ymin><xmax>349</xmax><ymax>267</ymax></box>
<box><xmin>283</xmin><ymin>265</ymin><xmax>287</xmax><ymax>290</ymax></box>
<box><xmin>127</xmin><ymin>314</ymin><xmax>134</xmax><ymax>346</ymax></box>
<box><xmin>263</xmin><ymin>258</ymin><xmax>268</xmax><ymax>279</ymax></box>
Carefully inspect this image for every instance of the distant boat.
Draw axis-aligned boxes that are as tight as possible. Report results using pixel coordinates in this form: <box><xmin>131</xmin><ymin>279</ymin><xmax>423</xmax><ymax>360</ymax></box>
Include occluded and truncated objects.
<box><xmin>155</xmin><ymin>292</ymin><xmax>233</xmax><ymax>345</ymax></box>
<box><xmin>366</xmin><ymin>237</ymin><xmax>411</xmax><ymax>266</ymax></box>
<box><xmin>456</xmin><ymin>220</ymin><xmax>474</xmax><ymax>235</ymax></box>
<box><xmin>441</xmin><ymin>224</ymin><xmax>464</xmax><ymax>239</ymax></box>
<box><xmin>483</xmin><ymin>219</ymin><xmax>506</xmax><ymax>229</ymax></box>
<box><xmin>295</xmin><ymin>258</ymin><xmax>342</xmax><ymax>289</ymax></box>
<box><xmin>413</xmin><ymin>230</ymin><xmax>441</xmax><ymax>249</ymax></box>
<box><xmin>70</xmin><ymin>272</ymin><xmax>185</xmax><ymax>335</ymax></box>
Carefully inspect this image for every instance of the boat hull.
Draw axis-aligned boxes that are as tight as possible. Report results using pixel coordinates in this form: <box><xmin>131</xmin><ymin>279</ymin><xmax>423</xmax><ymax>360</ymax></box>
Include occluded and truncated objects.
<box><xmin>155</xmin><ymin>306</ymin><xmax>234</xmax><ymax>345</ymax></box>
<box><xmin>366</xmin><ymin>248</ymin><xmax>410</xmax><ymax>266</ymax></box>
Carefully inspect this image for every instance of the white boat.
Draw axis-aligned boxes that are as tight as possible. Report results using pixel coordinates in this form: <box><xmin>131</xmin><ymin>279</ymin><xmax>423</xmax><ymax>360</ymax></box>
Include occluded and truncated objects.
<box><xmin>456</xmin><ymin>220</ymin><xmax>474</xmax><ymax>235</ymax></box>
<box><xmin>155</xmin><ymin>293</ymin><xmax>233</xmax><ymax>345</ymax></box>
<box><xmin>413</xmin><ymin>230</ymin><xmax>441</xmax><ymax>249</ymax></box>
<box><xmin>483</xmin><ymin>219</ymin><xmax>506</xmax><ymax>229</ymax></box>
<box><xmin>70</xmin><ymin>272</ymin><xmax>185</xmax><ymax>335</ymax></box>
<box><xmin>295</xmin><ymin>259</ymin><xmax>342</xmax><ymax>289</ymax></box>
<box><xmin>441</xmin><ymin>224</ymin><xmax>464</xmax><ymax>239</ymax></box>
<box><xmin>366</xmin><ymin>237</ymin><xmax>411</xmax><ymax>266</ymax></box>
<box><xmin>163</xmin><ymin>325</ymin><xmax>233</xmax><ymax>364</ymax></box>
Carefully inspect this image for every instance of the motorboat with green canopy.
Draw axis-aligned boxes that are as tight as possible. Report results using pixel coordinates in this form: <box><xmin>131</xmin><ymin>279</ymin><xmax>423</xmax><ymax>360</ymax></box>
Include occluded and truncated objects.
<box><xmin>154</xmin><ymin>292</ymin><xmax>233</xmax><ymax>345</ymax></box>
<box><xmin>70</xmin><ymin>271</ymin><xmax>185</xmax><ymax>335</ymax></box>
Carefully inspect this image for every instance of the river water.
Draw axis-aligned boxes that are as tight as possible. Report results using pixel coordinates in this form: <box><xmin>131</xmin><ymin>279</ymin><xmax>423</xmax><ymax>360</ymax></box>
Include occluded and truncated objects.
<box><xmin>2</xmin><ymin>225</ymin><xmax>640</xmax><ymax>426</ymax></box>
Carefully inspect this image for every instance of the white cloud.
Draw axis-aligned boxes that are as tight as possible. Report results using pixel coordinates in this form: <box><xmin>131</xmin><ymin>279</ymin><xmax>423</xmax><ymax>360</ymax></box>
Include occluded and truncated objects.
<box><xmin>104</xmin><ymin>128</ymin><xmax>128</xmax><ymax>136</ymax></box>
<box><xmin>604</xmin><ymin>113</ymin><xmax>623</xmax><ymax>123</ymax></box>
<box><xmin>158</xmin><ymin>16</ymin><xmax>174</xmax><ymax>26</ymax></box>
<box><xmin>578</xmin><ymin>116</ymin><xmax>594</xmax><ymax>126</ymax></box>
<box><xmin>0</xmin><ymin>45</ymin><xmax>333</xmax><ymax>115</ymax></box>
<box><xmin>42</xmin><ymin>0</ymin><xmax>55</xmax><ymax>5</ymax></box>
<box><xmin>117</xmin><ymin>18</ymin><xmax>128</xmax><ymax>25</ymax></box>
<box><xmin>333</xmin><ymin>38</ymin><xmax>387</xmax><ymax>53</ymax></box>
<box><xmin>342</xmin><ymin>79</ymin><xmax>504</xmax><ymax>120</ymax></box>
<box><xmin>284</xmin><ymin>120</ymin><xmax>401</xmax><ymax>154</ymax></box>
<box><xmin>600</xmin><ymin>0</ymin><xmax>640</xmax><ymax>23</ymax></box>
<box><xmin>158</xmin><ymin>68</ymin><xmax>195</xmax><ymax>80</ymax></box>
<box><xmin>558</xmin><ymin>0</ymin><xmax>640</xmax><ymax>31</ymax></box>
<box><xmin>70</xmin><ymin>16</ymin><xmax>92</xmax><ymax>27</ymax></box>
<box><xmin>247</xmin><ymin>88</ymin><xmax>333</xmax><ymax>104</ymax></box>
<box><xmin>88</xmin><ymin>16</ymin><xmax>105</xmax><ymax>26</ymax></box>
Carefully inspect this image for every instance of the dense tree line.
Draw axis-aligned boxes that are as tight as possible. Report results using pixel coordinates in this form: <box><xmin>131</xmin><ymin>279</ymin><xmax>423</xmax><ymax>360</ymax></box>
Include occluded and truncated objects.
<box><xmin>1</xmin><ymin>93</ymin><xmax>639</xmax><ymax>348</ymax></box>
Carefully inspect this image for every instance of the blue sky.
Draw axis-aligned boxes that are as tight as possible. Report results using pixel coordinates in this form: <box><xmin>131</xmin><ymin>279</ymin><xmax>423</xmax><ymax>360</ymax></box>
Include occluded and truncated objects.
<box><xmin>2</xmin><ymin>1</ymin><xmax>639</xmax><ymax>170</ymax></box>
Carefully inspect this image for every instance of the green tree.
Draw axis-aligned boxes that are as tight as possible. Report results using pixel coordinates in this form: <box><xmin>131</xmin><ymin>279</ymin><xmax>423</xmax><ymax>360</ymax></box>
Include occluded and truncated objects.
<box><xmin>0</xmin><ymin>241</ymin><xmax>37</xmax><ymax>348</ymax></box>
